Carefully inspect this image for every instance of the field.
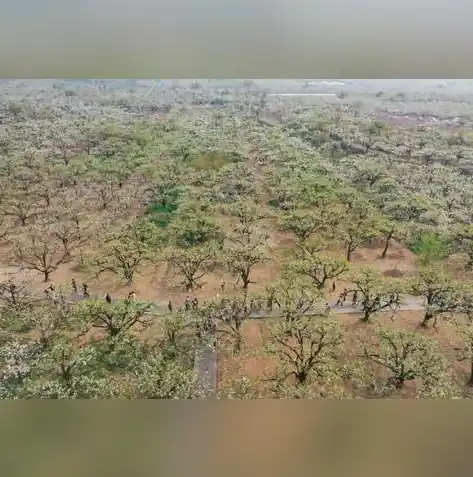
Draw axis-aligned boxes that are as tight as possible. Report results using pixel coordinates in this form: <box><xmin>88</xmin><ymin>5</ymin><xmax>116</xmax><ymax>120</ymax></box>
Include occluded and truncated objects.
<box><xmin>2</xmin><ymin>79</ymin><xmax>473</xmax><ymax>398</ymax></box>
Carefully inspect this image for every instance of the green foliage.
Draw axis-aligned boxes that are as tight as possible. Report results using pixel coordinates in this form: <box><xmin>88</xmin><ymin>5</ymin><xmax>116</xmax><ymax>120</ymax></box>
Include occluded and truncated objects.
<box><xmin>408</xmin><ymin>229</ymin><xmax>450</xmax><ymax>264</ymax></box>
<box><xmin>145</xmin><ymin>201</ymin><xmax>179</xmax><ymax>228</ymax></box>
<box><xmin>169</xmin><ymin>208</ymin><xmax>224</xmax><ymax>249</ymax></box>
<box><xmin>351</xmin><ymin>266</ymin><xmax>405</xmax><ymax>321</ymax></box>
<box><xmin>4</xmin><ymin>80</ymin><xmax>473</xmax><ymax>399</ymax></box>
<box><xmin>364</xmin><ymin>325</ymin><xmax>447</xmax><ymax>390</ymax></box>
<box><xmin>289</xmin><ymin>253</ymin><xmax>349</xmax><ymax>289</ymax></box>
<box><xmin>188</xmin><ymin>150</ymin><xmax>242</xmax><ymax>171</ymax></box>
<box><xmin>267</xmin><ymin>315</ymin><xmax>344</xmax><ymax>386</ymax></box>
<box><xmin>411</xmin><ymin>265</ymin><xmax>461</xmax><ymax>327</ymax></box>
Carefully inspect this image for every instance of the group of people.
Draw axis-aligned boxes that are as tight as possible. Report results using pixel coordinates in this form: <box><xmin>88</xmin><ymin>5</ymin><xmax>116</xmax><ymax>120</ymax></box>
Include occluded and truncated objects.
<box><xmin>45</xmin><ymin>279</ymin><xmax>139</xmax><ymax>305</ymax></box>
<box><xmin>105</xmin><ymin>290</ymin><xmax>136</xmax><ymax>304</ymax></box>
<box><xmin>70</xmin><ymin>279</ymin><xmax>90</xmax><ymax>298</ymax></box>
<box><xmin>335</xmin><ymin>288</ymin><xmax>359</xmax><ymax>308</ymax></box>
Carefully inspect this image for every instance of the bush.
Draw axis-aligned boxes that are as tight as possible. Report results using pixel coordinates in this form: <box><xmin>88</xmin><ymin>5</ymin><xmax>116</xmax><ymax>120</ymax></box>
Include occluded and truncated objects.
<box><xmin>408</xmin><ymin>230</ymin><xmax>450</xmax><ymax>264</ymax></box>
<box><xmin>145</xmin><ymin>202</ymin><xmax>179</xmax><ymax>228</ymax></box>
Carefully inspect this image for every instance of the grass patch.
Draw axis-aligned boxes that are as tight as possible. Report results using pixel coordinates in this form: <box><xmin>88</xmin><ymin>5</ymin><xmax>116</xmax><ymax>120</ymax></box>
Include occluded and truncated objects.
<box><xmin>145</xmin><ymin>202</ymin><xmax>179</xmax><ymax>228</ymax></box>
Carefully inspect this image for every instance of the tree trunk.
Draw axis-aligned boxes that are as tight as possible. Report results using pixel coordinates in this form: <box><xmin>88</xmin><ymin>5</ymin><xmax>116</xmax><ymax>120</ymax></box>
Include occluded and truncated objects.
<box><xmin>346</xmin><ymin>245</ymin><xmax>353</xmax><ymax>261</ymax></box>
<box><xmin>43</xmin><ymin>270</ymin><xmax>50</xmax><ymax>282</ymax></box>
<box><xmin>381</xmin><ymin>233</ymin><xmax>393</xmax><ymax>259</ymax></box>
<box><xmin>124</xmin><ymin>269</ymin><xmax>134</xmax><ymax>286</ymax></box>
<box><xmin>421</xmin><ymin>312</ymin><xmax>433</xmax><ymax>328</ymax></box>
<box><xmin>296</xmin><ymin>371</ymin><xmax>308</xmax><ymax>385</ymax></box>
<box><xmin>234</xmin><ymin>332</ymin><xmax>242</xmax><ymax>354</ymax></box>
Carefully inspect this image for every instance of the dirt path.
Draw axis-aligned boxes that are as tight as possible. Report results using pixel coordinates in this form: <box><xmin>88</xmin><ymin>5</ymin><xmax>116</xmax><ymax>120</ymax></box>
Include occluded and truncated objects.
<box><xmin>247</xmin><ymin>296</ymin><xmax>425</xmax><ymax>319</ymax></box>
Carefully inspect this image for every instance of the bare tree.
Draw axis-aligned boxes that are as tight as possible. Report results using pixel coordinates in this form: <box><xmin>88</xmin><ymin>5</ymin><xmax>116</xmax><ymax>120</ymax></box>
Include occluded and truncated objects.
<box><xmin>12</xmin><ymin>230</ymin><xmax>68</xmax><ymax>282</ymax></box>
<box><xmin>0</xmin><ymin>278</ymin><xmax>34</xmax><ymax>309</ymax></box>
<box><xmin>46</xmin><ymin>218</ymin><xmax>87</xmax><ymax>260</ymax></box>
<box><xmin>91</xmin><ymin>179</ymin><xmax>119</xmax><ymax>210</ymax></box>
<box><xmin>1</xmin><ymin>197</ymin><xmax>39</xmax><ymax>227</ymax></box>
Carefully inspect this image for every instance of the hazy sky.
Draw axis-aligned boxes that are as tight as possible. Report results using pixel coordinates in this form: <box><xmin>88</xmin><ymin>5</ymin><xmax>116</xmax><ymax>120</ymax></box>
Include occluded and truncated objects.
<box><xmin>0</xmin><ymin>0</ymin><xmax>471</xmax><ymax>77</ymax></box>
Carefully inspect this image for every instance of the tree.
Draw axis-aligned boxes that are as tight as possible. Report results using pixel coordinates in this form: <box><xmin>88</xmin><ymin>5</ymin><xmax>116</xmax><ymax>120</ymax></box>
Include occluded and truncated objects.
<box><xmin>0</xmin><ymin>278</ymin><xmax>34</xmax><ymax>310</ymax></box>
<box><xmin>166</xmin><ymin>243</ymin><xmax>218</xmax><ymax>291</ymax></box>
<box><xmin>202</xmin><ymin>295</ymin><xmax>252</xmax><ymax>353</ymax></box>
<box><xmin>266</xmin><ymin>276</ymin><xmax>322</xmax><ymax>328</ymax></box>
<box><xmin>451</xmin><ymin>319</ymin><xmax>473</xmax><ymax>386</ymax></box>
<box><xmin>27</xmin><ymin>305</ymin><xmax>63</xmax><ymax>350</ymax></box>
<box><xmin>41</xmin><ymin>337</ymin><xmax>104</xmax><ymax>397</ymax></box>
<box><xmin>0</xmin><ymin>338</ymin><xmax>41</xmax><ymax>398</ymax></box>
<box><xmin>146</xmin><ymin>163</ymin><xmax>182</xmax><ymax>209</ymax></box>
<box><xmin>227</xmin><ymin>200</ymin><xmax>268</xmax><ymax>243</ymax></box>
<box><xmin>267</xmin><ymin>315</ymin><xmax>344</xmax><ymax>386</ymax></box>
<box><xmin>12</xmin><ymin>230</ymin><xmax>68</xmax><ymax>282</ymax></box>
<box><xmin>91</xmin><ymin>229</ymin><xmax>150</xmax><ymax>285</ymax></box>
<box><xmin>226</xmin><ymin>238</ymin><xmax>269</xmax><ymax>291</ymax></box>
<box><xmin>162</xmin><ymin>311</ymin><xmax>193</xmax><ymax>349</ymax></box>
<box><xmin>338</xmin><ymin>202</ymin><xmax>380</xmax><ymax>261</ymax></box>
<box><xmin>1</xmin><ymin>196</ymin><xmax>39</xmax><ymax>227</ymax></box>
<box><xmin>169</xmin><ymin>207</ymin><xmax>224</xmax><ymax>249</ymax></box>
<box><xmin>290</xmin><ymin>253</ymin><xmax>349</xmax><ymax>290</ymax></box>
<box><xmin>0</xmin><ymin>213</ymin><xmax>7</xmax><ymax>240</ymax></box>
<box><xmin>378</xmin><ymin>219</ymin><xmax>403</xmax><ymax>259</ymax></box>
<box><xmin>72</xmin><ymin>299</ymin><xmax>153</xmax><ymax>338</ymax></box>
<box><xmin>451</xmin><ymin>225</ymin><xmax>473</xmax><ymax>269</ymax></box>
<box><xmin>42</xmin><ymin>216</ymin><xmax>87</xmax><ymax>260</ymax></box>
<box><xmin>279</xmin><ymin>209</ymin><xmax>336</xmax><ymax>243</ymax></box>
<box><xmin>363</xmin><ymin>326</ymin><xmax>446</xmax><ymax>390</ymax></box>
<box><xmin>129</xmin><ymin>348</ymin><xmax>203</xmax><ymax>399</ymax></box>
<box><xmin>411</xmin><ymin>266</ymin><xmax>461</xmax><ymax>327</ymax></box>
<box><xmin>34</xmin><ymin>175</ymin><xmax>60</xmax><ymax>207</ymax></box>
<box><xmin>351</xmin><ymin>267</ymin><xmax>405</xmax><ymax>322</ymax></box>
<box><xmin>292</xmin><ymin>236</ymin><xmax>327</xmax><ymax>260</ymax></box>
<box><xmin>49</xmin><ymin>128</ymin><xmax>81</xmax><ymax>165</ymax></box>
<box><xmin>91</xmin><ymin>178</ymin><xmax>119</xmax><ymax>210</ymax></box>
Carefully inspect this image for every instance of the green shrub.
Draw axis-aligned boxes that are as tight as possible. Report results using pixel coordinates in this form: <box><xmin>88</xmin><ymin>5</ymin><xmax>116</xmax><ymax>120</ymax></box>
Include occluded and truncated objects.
<box><xmin>408</xmin><ymin>230</ymin><xmax>450</xmax><ymax>264</ymax></box>
<box><xmin>145</xmin><ymin>201</ymin><xmax>179</xmax><ymax>228</ymax></box>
